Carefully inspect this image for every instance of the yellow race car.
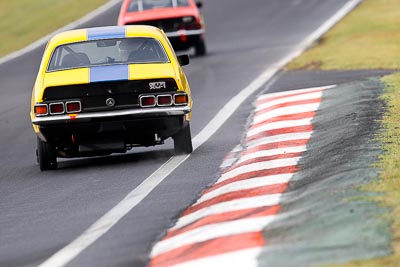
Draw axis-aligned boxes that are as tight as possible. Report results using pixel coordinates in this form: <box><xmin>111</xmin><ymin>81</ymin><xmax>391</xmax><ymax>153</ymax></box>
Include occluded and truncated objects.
<box><xmin>30</xmin><ymin>25</ymin><xmax>193</xmax><ymax>171</ymax></box>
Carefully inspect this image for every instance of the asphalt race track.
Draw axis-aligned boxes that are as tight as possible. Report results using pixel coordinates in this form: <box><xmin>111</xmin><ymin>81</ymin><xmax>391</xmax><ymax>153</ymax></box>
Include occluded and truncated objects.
<box><xmin>0</xmin><ymin>1</ymin><xmax>352</xmax><ymax>266</ymax></box>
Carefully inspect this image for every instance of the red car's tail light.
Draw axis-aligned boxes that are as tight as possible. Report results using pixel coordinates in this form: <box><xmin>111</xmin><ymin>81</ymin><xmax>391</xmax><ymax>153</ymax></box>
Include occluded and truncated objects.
<box><xmin>34</xmin><ymin>104</ymin><xmax>48</xmax><ymax>116</ymax></box>
<box><xmin>174</xmin><ymin>94</ymin><xmax>188</xmax><ymax>105</ymax></box>
<box><xmin>49</xmin><ymin>102</ymin><xmax>65</xmax><ymax>115</ymax></box>
<box><xmin>157</xmin><ymin>95</ymin><xmax>173</xmax><ymax>106</ymax></box>
<box><xmin>66</xmin><ymin>101</ymin><xmax>81</xmax><ymax>113</ymax></box>
<box><xmin>194</xmin><ymin>21</ymin><xmax>202</xmax><ymax>29</ymax></box>
<box><xmin>140</xmin><ymin>95</ymin><xmax>156</xmax><ymax>107</ymax></box>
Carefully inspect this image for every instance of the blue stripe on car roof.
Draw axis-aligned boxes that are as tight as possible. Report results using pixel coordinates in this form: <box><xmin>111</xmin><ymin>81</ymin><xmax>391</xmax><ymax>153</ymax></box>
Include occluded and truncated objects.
<box><xmin>87</xmin><ymin>27</ymin><xmax>126</xmax><ymax>40</ymax></box>
<box><xmin>90</xmin><ymin>65</ymin><xmax>129</xmax><ymax>83</ymax></box>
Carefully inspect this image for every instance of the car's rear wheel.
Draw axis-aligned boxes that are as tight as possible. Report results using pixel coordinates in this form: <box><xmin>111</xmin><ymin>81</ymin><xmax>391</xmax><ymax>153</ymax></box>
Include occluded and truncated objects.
<box><xmin>173</xmin><ymin>123</ymin><xmax>193</xmax><ymax>155</ymax></box>
<box><xmin>37</xmin><ymin>137</ymin><xmax>57</xmax><ymax>171</ymax></box>
<box><xmin>194</xmin><ymin>39</ymin><xmax>206</xmax><ymax>56</ymax></box>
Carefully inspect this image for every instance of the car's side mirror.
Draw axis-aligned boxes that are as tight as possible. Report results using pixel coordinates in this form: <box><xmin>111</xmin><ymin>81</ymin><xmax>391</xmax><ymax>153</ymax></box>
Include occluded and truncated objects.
<box><xmin>177</xmin><ymin>54</ymin><xmax>190</xmax><ymax>66</ymax></box>
<box><xmin>195</xmin><ymin>0</ymin><xmax>203</xmax><ymax>8</ymax></box>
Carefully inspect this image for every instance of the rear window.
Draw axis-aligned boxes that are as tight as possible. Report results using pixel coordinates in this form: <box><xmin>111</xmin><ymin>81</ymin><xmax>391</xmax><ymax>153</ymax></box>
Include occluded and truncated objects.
<box><xmin>128</xmin><ymin>0</ymin><xmax>189</xmax><ymax>12</ymax></box>
<box><xmin>47</xmin><ymin>37</ymin><xmax>169</xmax><ymax>72</ymax></box>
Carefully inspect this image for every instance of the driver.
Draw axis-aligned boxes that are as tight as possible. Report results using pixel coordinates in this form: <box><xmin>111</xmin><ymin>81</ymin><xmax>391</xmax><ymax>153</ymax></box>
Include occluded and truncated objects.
<box><xmin>118</xmin><ymin>38</ymin><xmax>144</xmax><ymax>61</ymax></box>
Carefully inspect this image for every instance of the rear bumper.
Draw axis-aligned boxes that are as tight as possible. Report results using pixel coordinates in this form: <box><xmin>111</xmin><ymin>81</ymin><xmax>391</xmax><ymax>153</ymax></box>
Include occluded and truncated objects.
<box><xmin>33</xmin><ymin>106</ymin><xmax>191</xmax><ymax>126</ymax></box>
<box><xmin>166</xmin><ymin>29</ymin><xmax>204</xmax><ymax>50</ymax></box>
<box><xmin>165</xmin><ymin>29</ymin><xmax>204</xmax><ymax>38</ymax></box>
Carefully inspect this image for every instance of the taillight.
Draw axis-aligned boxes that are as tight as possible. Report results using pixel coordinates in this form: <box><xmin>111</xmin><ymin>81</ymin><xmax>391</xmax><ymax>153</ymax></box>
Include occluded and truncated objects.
<box><xmin>66</xmin><ymin>101</ymin><xmax>81</xmax><ymax>113</ymax></box>
<box><xmin>157</xmin><ymin>95</ymin><xmax>173</xmax><ymax>106</ymax></box>
<box><xmin>174</xmin><ymin>94</ymin><xmax>188</xmax><ymax>105</ymax></box>
<box><xmin>140</xmin><ymin>95</ymin><xmax>156</xmax><ymax>107</ymax></box>
<box><xmin>34</xmin><ymin>104</ymin><xmax>48</xmax><ymax>116</ymax></box>
<box><xmin>194</xmin><ymin>21</ymin><xmax>202</xmax><ymax>29</ymax></box>
<box><xmin>49</xmin><ymin>102</ymin><xmax>65</xmax><ymax>115</ymax></box>
<box><xmin>140</xmin><ymin>94</ymin><xmax>188</xmax><ymax>108</ymax></box>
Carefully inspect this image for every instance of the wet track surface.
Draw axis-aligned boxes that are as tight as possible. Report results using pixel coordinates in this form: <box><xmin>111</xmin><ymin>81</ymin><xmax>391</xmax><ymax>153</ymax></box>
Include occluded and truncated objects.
<box><xmin>0</xmin><ymin>1</ymin><xmax>353</xmax><ymax>266</ymax></box>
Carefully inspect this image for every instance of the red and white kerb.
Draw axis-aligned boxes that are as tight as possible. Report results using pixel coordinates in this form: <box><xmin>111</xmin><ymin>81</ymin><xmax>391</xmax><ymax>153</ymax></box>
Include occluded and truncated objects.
<box><xmin>149</xmin><ymin>85</ymin><xmax>335</xmax><ymax>267</ymax></box>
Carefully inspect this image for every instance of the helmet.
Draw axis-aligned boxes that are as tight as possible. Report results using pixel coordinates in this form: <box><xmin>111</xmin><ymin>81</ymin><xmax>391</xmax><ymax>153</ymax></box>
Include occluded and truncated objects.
<box><xmin>118</xmin><ymin>38</ymin><xmax>144</xmax><ymax>61</ymax></box>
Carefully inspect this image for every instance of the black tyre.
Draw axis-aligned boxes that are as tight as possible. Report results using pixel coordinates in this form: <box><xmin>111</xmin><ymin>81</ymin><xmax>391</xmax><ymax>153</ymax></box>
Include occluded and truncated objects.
<box><xmin>173</xmin><ymin>123</ymin><xmax>193</xmax><ymax>155</ymax></box>
<box><xmin>37</xmin><ymin>137</ymin><xmax>57</xmax><ymax>171</ymax></box>
<box><xmin>194</xmin><ymin>39</ymin><xmax>206</xmax><ymax>56</ymax></box>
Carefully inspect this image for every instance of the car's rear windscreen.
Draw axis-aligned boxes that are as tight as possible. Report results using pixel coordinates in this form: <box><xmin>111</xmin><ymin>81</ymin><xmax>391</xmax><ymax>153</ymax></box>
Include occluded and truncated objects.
<box><xmin>47</xmin><ymin>37</ymin><xmax>169</xmax><ymax>72</ymax></box>
<box><xmin>128</xmin><ymin>0</ymin><xmax>189</xmax><ymax>12</ymax></box>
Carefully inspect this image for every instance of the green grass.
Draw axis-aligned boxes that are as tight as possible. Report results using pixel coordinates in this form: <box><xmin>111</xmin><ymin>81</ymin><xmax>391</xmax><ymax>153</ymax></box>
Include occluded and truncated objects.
<box><xmin>0</xmin><ymin>0</ymin><xmax>110</xmax><ymax>58</ymax></box>
<box><xmin>288</xmin><ymin>0</ymin><xmax>400</xmax><ymax>266</ymax></box>
<box><xmin>287</xmin><ymin>0</ymin><xmax>400</xmax><ymax>70</ymax></box>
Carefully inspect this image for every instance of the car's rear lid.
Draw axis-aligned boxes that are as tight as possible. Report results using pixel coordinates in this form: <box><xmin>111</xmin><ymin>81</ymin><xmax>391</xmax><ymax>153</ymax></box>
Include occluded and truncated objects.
<box><xmin>120</xmin><ymin>7</ymin><xmax>199</xmax><ymax>26</ymax></box>
<box><xmin>39</xmin><ymin>63</ymin><xmax>179</xmax><ymax>100</ymax></box>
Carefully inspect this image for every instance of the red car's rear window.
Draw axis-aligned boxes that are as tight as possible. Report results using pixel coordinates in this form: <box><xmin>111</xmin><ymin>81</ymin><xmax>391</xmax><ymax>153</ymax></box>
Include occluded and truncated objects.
<box><xmin>128</xmin><ymin>0</ymin><xmax>189</xmax><ymax>12</ymax></box>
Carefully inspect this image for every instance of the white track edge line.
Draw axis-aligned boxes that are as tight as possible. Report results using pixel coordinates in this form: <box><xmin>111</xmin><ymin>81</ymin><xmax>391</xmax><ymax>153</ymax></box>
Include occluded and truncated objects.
<box><xmin>152</xmin><ymin>216</ymin><xmax>275</xmax><ymax>257</ymax></box>
<box><xmin>255</xmin><ymin>92</ymin><xmax>323</xmax><ymax>111</ymax></box>
<box><xmin>37</xmin><ymin>0</ymin><xmax>362</xmax><ymax>266</ymax></box>
<box><xmin>237</xmin><ymin>145</ymin><xmax>307</xmax><ymax>164</ymax></box>
<box><xmin>257</xmin><ymin>85</ymin><xmax>335</xmax><ymax>101</ymax></box>
<box><xmin>196</xmin><ymin>174</ymin><xmax>293</xmax><ymax>205</ymax></box>
<box><xmin>247</xmin><ymin>118</ymin><xmax>313</xmax><ymax>137</ymax></box>
<box><xmin>246</xmin><ymin>132</ymin><xmax>313</xmax><ymax>149</ymax></box>
<box><xmin>171</xmin><ymin>194</ymin><xmax>284</xmax><ymax>232</ymax></box>
<box><xmin>171</xmin><ymin>247</ymin><xmax>261</xmax><ymax>267</ymax></box>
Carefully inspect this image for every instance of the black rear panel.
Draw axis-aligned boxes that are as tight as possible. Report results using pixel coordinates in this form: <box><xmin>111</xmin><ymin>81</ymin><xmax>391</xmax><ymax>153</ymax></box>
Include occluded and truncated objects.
<box><xmin>127</xmin><ymin>17</ymin><xmax>197</xmax><ymax>32</ymax></box>
<box><xmin>43</xmin><ymin>79</ymin><xmax>178</xmax><ymax>112</ymax></box>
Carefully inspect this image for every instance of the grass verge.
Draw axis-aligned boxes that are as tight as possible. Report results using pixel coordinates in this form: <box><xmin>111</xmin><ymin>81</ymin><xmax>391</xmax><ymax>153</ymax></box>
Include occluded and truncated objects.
<box><xmin>0</xmin><ymin>0</ymin><xmax>110</xmax><ymax>58</ymax></box>
<box><xmin>287</xmin><ymin>0</ymin><xmax>400</xmax><ymax>70</ymax></box>
<box><xmin>287</xmin><ymin>0</ymin><xmax>400</xmax><ymax>266</ymax></box>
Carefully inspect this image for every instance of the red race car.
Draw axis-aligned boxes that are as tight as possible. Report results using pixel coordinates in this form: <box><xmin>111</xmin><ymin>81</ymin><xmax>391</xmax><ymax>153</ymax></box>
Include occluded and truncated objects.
<box><xmin>118</xmin><ymin>0</ymin><xmax>206</xmax><ymax>56</ymax></box>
